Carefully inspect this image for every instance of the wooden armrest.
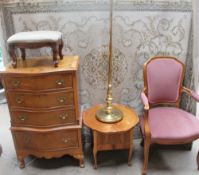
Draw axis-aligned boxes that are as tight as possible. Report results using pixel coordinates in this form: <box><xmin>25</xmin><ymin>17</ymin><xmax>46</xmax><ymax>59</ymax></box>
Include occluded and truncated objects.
<box><xmin>143</xmin><ymin>112</ymin><xmax>151</xmax><ymax>138</ymax></box>
<box><xmin>182</xmin><ymin>86</ymin><xmax>199</xmax><ymax>102</ymax></box>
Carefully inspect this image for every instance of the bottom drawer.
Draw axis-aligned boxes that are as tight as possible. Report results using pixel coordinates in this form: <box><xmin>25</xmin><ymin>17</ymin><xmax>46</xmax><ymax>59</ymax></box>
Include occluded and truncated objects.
<box><xmin>12</xmin><ymin>129</ymin><xmax>79</xmax><ymax>150</ymax></box>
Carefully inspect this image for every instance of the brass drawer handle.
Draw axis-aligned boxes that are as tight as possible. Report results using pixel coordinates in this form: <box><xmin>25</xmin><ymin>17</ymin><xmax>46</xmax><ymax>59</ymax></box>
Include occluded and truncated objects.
<box><xmin>12</xmin><ymin>80</ymin><xmax>21</xmax><ymax>87</ymax></box>
<box><xmin>56</xmin><ymin>79</ymin><xmax>65</xmax><ymax>86</ymax></box>
<box><xmin>16</xmin><ymin>97</ymin><xmax>23</xmax><ymax>104</ymax></box>
<box><xmin>59</xmin><ymin>113</ymin><xmax>68</xmax><ymax>120</ymax></box>
<box><xmin>62</xmin><ymin>138</ymin><xmax>71</xmax><ymax>144</ymax></box>
<box><xmin>18</xmin><ymin>115</ymin><xmax>27</xmax><ymax>121</ymax></box>
<box><xmin>24</xmin><ymin>137</ymin><xmax>31</xmax><ymax>144</ymax></box>
<box><xmin>58</xmin><ymin>97</ymin><xmax>66</xmax><ymax>104</ymax></box>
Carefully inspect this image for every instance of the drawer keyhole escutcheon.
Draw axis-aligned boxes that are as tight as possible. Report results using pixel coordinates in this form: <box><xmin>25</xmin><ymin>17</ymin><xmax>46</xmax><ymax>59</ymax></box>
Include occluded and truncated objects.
<box><xmin>56</xmin><ymin>79</ymin><xmax>65</xmax><ymax>86</ymax></box>
<box><xmin>59</xmin><ymin>113</ymin><xmax>68</xmax><ymax>120</ymax></box>
<box><xmin>18</xmin><ymin>115</ymin><xmax>27</xmax><ymax>121</ymax></box>
<box><xmin>12</xmin><ymin>80</ymin><xmax>21</xmax><ymax>87</ymax></box>
<box><xmin>16</xmin><ymin>97</ymin><xmax>23</xmax><ymax>104</ymax></box>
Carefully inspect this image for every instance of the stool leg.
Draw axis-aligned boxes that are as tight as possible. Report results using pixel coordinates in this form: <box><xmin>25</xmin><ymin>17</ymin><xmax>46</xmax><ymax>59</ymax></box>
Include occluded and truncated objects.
<box><xmin>59</xmin><ymin>40</ymin><xmax>64</xmax><ymax>60</ymax></box>
<box><xmin>20</xmin><ymin>48</ymin><xmax>26</xmax><ymax>61</ymax></box>
<box><xmin>52</xmin><ymin>45</ymin><xmax>58</xmax><ymax>67</ymax></box>
<box><xmin>8</xmin><ymin>45</ymin><xmax>17</xmax><ymax>68</ymax></box>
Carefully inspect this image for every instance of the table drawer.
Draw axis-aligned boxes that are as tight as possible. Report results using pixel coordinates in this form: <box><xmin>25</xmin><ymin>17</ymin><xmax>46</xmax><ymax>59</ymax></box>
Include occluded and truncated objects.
<box><xmin>7</xmin><ymin>91</ymin><xmax>74</xmax><ymax>108</ymax></box>
<box><xmin>11</xmin><ymin>109</ymin><xmax>77</xmax><ymax>127</ymax></box>
<box><xmin>12</xmin><ymin>129</ymin><xmax>79</xmax><ymax>150</ymax></box>
<box><xmin>4</xmin><ymin>73</ymin><xmax>73</xmax><ymax>91</ymax></box>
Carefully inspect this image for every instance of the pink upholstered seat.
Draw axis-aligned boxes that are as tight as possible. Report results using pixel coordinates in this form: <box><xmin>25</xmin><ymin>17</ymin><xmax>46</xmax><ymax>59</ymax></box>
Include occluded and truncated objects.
<box><xmin>140</xmin><ymin>107</ymin><xmax>199</xmax><ymax>143</ymax></box>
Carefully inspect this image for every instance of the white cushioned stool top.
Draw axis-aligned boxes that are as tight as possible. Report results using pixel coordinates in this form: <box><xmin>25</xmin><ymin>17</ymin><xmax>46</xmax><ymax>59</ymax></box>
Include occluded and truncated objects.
<box><xmin>7</xmin><ymin>31</ymin><xmax>62</xmax><ymax>44</ymax></box>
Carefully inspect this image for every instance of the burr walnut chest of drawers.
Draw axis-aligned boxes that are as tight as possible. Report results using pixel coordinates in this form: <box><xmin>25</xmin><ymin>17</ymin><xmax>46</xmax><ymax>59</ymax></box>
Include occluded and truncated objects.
<box><xmin>0</xmin><ymin>56</ymin><xmax>84</xmax><ymax>168</ymax></box>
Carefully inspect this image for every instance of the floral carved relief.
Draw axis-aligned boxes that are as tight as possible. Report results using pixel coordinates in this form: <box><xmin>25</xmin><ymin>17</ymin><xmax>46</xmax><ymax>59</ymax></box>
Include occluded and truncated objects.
<box><xmin>82</xmin><ymin>46</ymin><xmax>127</xmax><ymax>89</ymax></box>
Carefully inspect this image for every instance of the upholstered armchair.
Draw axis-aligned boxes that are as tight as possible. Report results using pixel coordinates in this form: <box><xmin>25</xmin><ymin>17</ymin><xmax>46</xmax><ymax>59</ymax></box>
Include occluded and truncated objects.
<box><xmin>140</xmin><ymin>56</ymin><xmax>199</xmax><ymax>175</ymax></box>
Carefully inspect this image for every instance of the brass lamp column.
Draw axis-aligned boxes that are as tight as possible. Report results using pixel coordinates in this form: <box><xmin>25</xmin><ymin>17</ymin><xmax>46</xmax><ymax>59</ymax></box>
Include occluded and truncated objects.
<box><xmin>96</xmin><ymin>0</ymin><xmax>123</xmax><ymax>123</ymax></box>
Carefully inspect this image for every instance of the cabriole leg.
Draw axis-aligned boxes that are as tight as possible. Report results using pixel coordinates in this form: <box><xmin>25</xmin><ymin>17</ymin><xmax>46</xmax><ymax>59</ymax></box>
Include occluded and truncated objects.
<box><xmin>59</xmin><ymin>40</ymin><xmax>64</xmax><ymax>60</ymax></box>
<box><xmin>52</xmin><ymin>45</ymin><xmax>58</xmax><ymax>67</ymax></box>
<box><xmin>20</xmin><ymin>48</ymin><xmax>26</xmax><ymax>60</ymax></box>
<box><xmin>8</xmin><ymin>45</ymin><xmax>17</xmax><ymax>68</ymax></box>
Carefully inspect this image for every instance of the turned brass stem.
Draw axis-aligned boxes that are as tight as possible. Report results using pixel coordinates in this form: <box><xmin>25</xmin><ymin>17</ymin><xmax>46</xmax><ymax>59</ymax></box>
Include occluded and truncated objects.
<box><xmin>106</xmin><ymin>0</ymin><xmax>113</xmax><ymax>114</ymax></box>
<box><xmin>96</xmin><ymin>0</ymin><xmax>123</xmax><ymax>123</ymax></box>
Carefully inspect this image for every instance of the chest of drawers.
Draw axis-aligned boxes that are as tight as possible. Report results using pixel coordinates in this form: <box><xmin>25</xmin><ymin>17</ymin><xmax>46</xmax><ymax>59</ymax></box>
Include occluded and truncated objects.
<box><xmin>0</xmin><ymin>56</ymin><xmax>84</xmax><ymax>168</ymax></box>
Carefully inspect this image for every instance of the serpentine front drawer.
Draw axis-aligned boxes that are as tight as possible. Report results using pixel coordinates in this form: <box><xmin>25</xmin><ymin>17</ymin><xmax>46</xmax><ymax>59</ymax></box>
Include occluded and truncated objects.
<box><xmin>4</xmin><ymin>73</ymin><xmax>73</xmax><ymax>91</ymax></box>
<box><xmin>7</xmin><ymin>90</ymin><xmax>74</xmax><ymax>109</ymax></box>
<box><xmin>10</xmin><ymin>108</ymin><xmax>77</xmax><ymax>127</ymax></box>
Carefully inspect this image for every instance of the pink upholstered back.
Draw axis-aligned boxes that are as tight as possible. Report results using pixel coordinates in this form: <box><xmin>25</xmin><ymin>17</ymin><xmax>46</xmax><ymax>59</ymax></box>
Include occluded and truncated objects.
<box><xmin>145</xmin><ymin>57</ymin><xmax>184</xmax><ymax>104</ymax></box>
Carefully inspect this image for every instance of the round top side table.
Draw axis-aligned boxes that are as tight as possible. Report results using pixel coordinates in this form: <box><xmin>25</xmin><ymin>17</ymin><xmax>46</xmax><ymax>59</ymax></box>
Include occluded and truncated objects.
<box><xmin>83</xmin><ymin>103</ymin><xmax>139</xmax><ymax>169</ymax></box>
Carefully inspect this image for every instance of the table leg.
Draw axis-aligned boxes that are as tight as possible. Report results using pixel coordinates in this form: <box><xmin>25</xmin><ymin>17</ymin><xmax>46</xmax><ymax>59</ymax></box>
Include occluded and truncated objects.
<box><xmin>93</xmin><ymin>130</ymin><xmax>98</xmax><ymax>169</ymax></box>
<box><xmin>128</xmin><ymin>129</ymin><xmax>133</xmax><ymax>166</ymax></box>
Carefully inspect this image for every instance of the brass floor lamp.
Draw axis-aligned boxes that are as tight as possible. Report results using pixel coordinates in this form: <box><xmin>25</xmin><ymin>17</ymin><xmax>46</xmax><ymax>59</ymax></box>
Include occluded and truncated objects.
<box><xmin>96</xmin><ymin>0</ymin><xmax>123</xmax><ymax>123</ymax></box>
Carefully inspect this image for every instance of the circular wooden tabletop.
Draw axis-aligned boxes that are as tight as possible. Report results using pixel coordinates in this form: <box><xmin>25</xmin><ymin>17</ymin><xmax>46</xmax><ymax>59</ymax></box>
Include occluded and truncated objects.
<box><xmin>83</xmin><ymin>104</ymin><xmax>139</xmax><ymax>133</ymax></box>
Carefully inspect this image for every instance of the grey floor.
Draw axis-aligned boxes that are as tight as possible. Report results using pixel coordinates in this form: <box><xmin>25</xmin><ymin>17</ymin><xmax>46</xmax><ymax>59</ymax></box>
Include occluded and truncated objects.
<box><xmin>0</xmin><ymin>103</ymin><xmax>199</xmax><ymax>175</ymax></box>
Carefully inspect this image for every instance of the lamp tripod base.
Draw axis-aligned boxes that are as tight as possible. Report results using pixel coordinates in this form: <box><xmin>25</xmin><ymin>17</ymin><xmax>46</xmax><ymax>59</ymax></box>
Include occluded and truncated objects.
<box><xmin>96</xmin><ymin>106</ymin><xmax>123</xmax><ymax>123</ymax></box>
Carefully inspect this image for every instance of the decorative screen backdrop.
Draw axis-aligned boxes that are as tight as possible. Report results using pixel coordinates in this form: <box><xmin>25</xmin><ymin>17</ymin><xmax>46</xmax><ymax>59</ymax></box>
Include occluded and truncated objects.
<box><xmin>0</xmin><ymin>0</ymin><xmax>195</xmax><ymax>140</ymax></box>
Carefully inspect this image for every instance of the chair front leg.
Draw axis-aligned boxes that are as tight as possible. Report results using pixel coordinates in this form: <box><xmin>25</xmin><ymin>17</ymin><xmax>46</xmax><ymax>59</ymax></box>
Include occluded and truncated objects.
<box><xmin>142</xmin><ymin>137</ymin><xmax>151</xmax><ymax>175</ymax></box>
<box><xmin>142</xmin><ymin>110</ymin><xmax>151</xmax><ymax>175</ymax></box>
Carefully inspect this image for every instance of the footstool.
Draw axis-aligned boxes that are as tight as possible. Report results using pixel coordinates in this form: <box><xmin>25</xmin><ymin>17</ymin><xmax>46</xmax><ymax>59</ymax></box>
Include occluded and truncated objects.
<box><xmin>7</xmin><ymin>31</ymin><xmax>64</xmax><ymax>68</ymax></box>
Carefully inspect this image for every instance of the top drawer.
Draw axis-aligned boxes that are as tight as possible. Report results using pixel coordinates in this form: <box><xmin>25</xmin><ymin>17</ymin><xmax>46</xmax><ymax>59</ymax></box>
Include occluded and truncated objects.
<box><xmin>3</xmin><ymin>73</ymin><xmax>73</xmax><ymax>91</ymax></box>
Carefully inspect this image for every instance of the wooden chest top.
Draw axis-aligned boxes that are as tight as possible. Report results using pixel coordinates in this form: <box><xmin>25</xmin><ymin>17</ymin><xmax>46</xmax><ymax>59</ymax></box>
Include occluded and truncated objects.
<box><xmin>0</xmin><ymin>56</ymin><xmax>79</xmax><ymax>75</ymax></box>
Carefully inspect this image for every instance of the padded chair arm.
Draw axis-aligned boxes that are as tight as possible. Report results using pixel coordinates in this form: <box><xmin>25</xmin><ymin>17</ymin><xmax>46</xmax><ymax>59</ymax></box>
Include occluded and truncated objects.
<box><xmin>182</xmin><ymin>86</ymin><xmax>199</xmax><ymax>102</ymax></box>
<box><xmin>141</xmin><ymin>92</ymin><xmax>149</xmax><ymax>110</ymax></box>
